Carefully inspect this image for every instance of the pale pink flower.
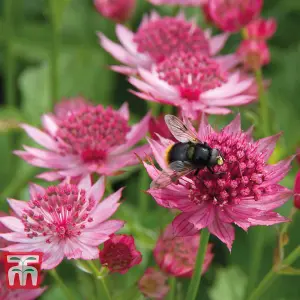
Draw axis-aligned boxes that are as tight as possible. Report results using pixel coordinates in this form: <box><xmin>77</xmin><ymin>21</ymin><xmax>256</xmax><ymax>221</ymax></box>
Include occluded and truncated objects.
<box><xmin>94</xmin><ymin>0</ymin><xmax>135</xmax><ymax>23</ymax></box>
<box><xmin>237</xmin><ymin>40</ymin><xmax>270</xmax><ymax>71</ymax></box>
<box><xmin>154</xmin><ymin>224</ymin><xmax>213</xmax><ymax>277</ymax></box>
<box><xmin>99</xmin><ymin>234</ymin><xmax>142</xmax><ymax>274</ymax></box>
<box><xmin>209</xmin><ymin>0</ymin><xmax>263</xmax><ymax>32</ymax></box>
<box><xmin>138</xmin><ymin>268</ymin><xmax>169</xmax><ymax>299</ymax></box>
<box><xmin>129</xmin><ymin>52</ymin><xmax>256</xmax><ymax>118</ymax></box>
<box><xmin>145</xmin><ymin>115</ymin><xmax>293</xmax><ymax>250</ymax></box>
<box><xmin>0</xmin><ymin>176</ymin><xmax>125</xmax><ymax>269</ymax></box>
<box><xmin>147</xmin><ymin>0</ymin><xmax>206</xmax><ymax>6</ymax></box>
<box><xmin>15</xmin><ymin>100</ymin><xmax>150</xmax><ymax>181</ymax></box>
<box><xmin>98</xmin><ymin>11</ymin><xmax>232</xmax><ymax>75</ymax></box>
<box><xmin>246</xmin><ymin>18</ymin><xmax>277</xmax><ymax>40</ymax></box>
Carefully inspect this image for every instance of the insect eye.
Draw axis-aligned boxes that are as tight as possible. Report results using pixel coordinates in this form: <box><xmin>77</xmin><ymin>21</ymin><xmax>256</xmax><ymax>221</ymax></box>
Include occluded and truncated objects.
<box><xmin>217</xmin><ymin>156</ymin><xmax>224</xmax><ymax>166</ymax></box>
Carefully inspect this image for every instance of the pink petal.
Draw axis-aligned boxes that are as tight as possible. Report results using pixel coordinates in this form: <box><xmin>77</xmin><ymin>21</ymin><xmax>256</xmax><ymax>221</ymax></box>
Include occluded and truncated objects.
<box><xmin>91</xmin><ymin>220</ymin><xmax>125</xmax><ymax>235</ymax></box>
<box><xmin>41</xmin><ymin>243</ymin><xmax>65</xmax><ymax>269</ymax></box>
<box><xmin>248</xmin><ymin>212</ymin><xmax>289</xmax><ymax>226</ymax></box>
<box><xmin>36</xmin><ymin>171</ymin><xmax>63</xmax><ymax>181</ymax></box>
<box><xmin>203</xmin><ymin>95</ymin><xmax>255</xmax><ymax>106</ymax></box>
<box><xmin>7</xmin><ymin>198</ymin><xmax>28</xmax><ymax>217</ymax></box>
<box><xmin>63</xmin><ymin>239</ymin><xmax>83</xmax><ymax>259</ymax></box>
<box><xmin>111</xmin><ymin>65</ymin><xmax>137</xmax><ymax>75</ymax></box>
<box><xmin>75</xmin><ymin>241</ymin><xmax>100</xmax><ymax>260</ymax></box>
<box><xmin>147</xmin><ymin>137</ymin><xmax>168</xmax><ymax>169</ymax></box>
<box><xmin>89</xmin><ymin>189</ymin><xmax>124</xmax><ymax>225</ymax></box>
<box><xmin>256</xmin><ymin>133</ymin><xmax>282</xmax><ymax>161</ymax></box>
<box><xmin>21</xmin><ymin>287</ymin><xmax>47</xmax><ymax>300</ymax></box>
<box><xmin>144</xmin><ymin>162</ymin><xmax>160</xmax><ymax>181</ymax></box>
<box><xmin>42</xmin><ymin>114</ymin><xmax>59</xmax><ymax>136</ymax></box>
<box><xmin>202</xmin><ymin>106</ymin><xmax>232</xmax><ymax>115</ymax></box>
<box><xmin>0</xmin><ymin>216</ymin><xmax>24</xmax><ymax>232</ymax></box>
<box><xmin>87</xmin><ymin>176</ymin><xmax>105</xmax><ymax>204</ymax></box>
<box><xmin>209</xmin><ymin>33</ymin><xmax>229</xmax><ymax>56</ymax></box>
<box><xmin>29</xmin><ymin>183</ymin><xmax>45</xmax><ymax>199</ymax></box>
<box><xmin>0</xmin><ymin>232</ymin><xmax>46</xmax><ymax>243</ymax></box>
<box><xmin>21</xmin><ymin>124</ymin><xmax>58</xmax><ymax>151</ymax></box>
<box><xmin>172</xmin><ymin>212</ymin><xmax>203</xmax><ymax>237</ymax></box>
<box><xmin>222</xmin><ymin>114</ymin><xmax>241</xmax><ymax>134</ymax></box>
<box><xmin>115</xmin><ymin>24</ymin><xmax>136</xmax><ymax>54</ymax></box>
<box><xmin>78</xmin><ymin>232</ymin><xmax>109</xmax><ymax>246</ymax></box>
<box><xmin>118</xmin><ymin>102</ymin><xmax>130</xmax><ymax>120</ymax></box>
<box><xmin>208</xmin><ymin>215</ymin><xmax>235</xmax><ymax>251</ymax></box>
<box><xmin>78</xmin><ymin>175</ymin><xmax>92</xmax><ymax>191</ymax></box>
<box><xmin>215</xmin><ymin>54</ymin><xmax>240</xmax><ymax>71</ymax></box>
<box><xmin>198</xmin><ymin>114</ymin><xmax>215</xmax><ymax>140</ymax></box>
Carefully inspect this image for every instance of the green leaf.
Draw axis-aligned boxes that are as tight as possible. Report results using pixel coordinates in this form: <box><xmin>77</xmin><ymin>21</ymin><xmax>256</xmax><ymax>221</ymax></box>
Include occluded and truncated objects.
<box><xmin>209</xmin><ymin>266</ymin><xmax>247</xmax><ymax>300</ymax></box>
<box><xmin>114</xmin><ymin>286</ymin><xmax>145</xmax><ymax>300</ymax></box>
<box><xmin>9</xmin><ymin>257</ymin><xmax>21</xmax><ymax>261</ymax></box>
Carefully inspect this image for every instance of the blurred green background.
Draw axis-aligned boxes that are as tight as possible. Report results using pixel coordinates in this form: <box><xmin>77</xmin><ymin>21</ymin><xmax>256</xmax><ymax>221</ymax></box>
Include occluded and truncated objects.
<box><xmin>1</xmin><ymin>0</ymin><xmax>300</xmax><ymax>299</ymax></box>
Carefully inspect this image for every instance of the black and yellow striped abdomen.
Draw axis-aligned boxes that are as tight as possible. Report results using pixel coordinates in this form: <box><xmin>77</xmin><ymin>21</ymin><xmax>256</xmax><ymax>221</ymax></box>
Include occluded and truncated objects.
<box><xmin>165</xmin><ymin>142</ymin><xmax>195</xmax><ymax>165</ymax></box>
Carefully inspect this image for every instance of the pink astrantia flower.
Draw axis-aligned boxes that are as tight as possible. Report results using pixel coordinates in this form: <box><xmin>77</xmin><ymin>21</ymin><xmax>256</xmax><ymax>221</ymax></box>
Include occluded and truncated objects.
<box><xmin>94</xmin><ymin>0</ymin><xmax>135</xmax><ymax>23</ymax></box>
<box><xmin>98</xmin><ymin>11</ymin><xmax>232</xmax><ymax>75</ymax></box>
<box><xmin>0</xmin><ymin>176</ymin><xmax>125</xmax><ymax>269</ymax></box>
<box><xmin>154</xmin><ymin>224</ymin><xmax>213</xmax><ymax>277</ymax></box>
<box><xmin>15</xmin><ymin>100</ymin><xmax>150</xmax><ymax>181</ymax></box>
<box><xmin>147</xmin><ymin>0</ymin><xmax>206</xmax><ymax>6</ymax></box>
<box><xmin>238</xmin><ymin>40</ymin><xmax>270</xmax><ymax>71</ymax></box>
<box><xmin>209</xmin><ymin>0</ymin><xmax>263</xmax><ymax>32</ymax></box>
<box><xmin>145</xmin><ymin>115</ymin><xmax>293</xmax><ymax>250</ymax></box>
<box><xmin>138</xmin><ymin>268</ymin><xmax>169</xmax><ymax>299</ymax></box>
<box><xmin>294</xmin><ymin>172</ymin><xmax>300</xmax><ymax>209</ymax></box>
<box><xmin>246</xmin><ymin>18</ymin><xmax>277</xmax><ymax>40</ymax></box>
<box><xmin>129</xmin><ymin>52</ymin><xmax>256</xmax><ymax>118</ymax></box>
<box><xmin>99</xmin><ymin>234</ymin><xmax>142</xmax><ymax>274</ymax></box>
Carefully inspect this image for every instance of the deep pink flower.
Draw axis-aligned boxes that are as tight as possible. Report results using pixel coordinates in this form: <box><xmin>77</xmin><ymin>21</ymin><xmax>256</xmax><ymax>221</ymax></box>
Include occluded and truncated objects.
<box><xmin>145</xmin><ymin>114</ymin><xmax>293</xmax><ymax>250</ymax></box>
<box><xmin>147</xmin><ymin>0</ymin><xmax>206</xmax><ymax>6</ymax></box>
<box><xmin>98</xmin><ymin>11</ymin><xmax>232</xmax><ymax>75</ymax></box>
<box><xmin>238</xmin><ymin>40</ymin><xmax>270</xmax><ymax>71</ymax></box>
<box><xmin>294</xmin><ymin>172</ymin><xmax>300</xmax><ymax>209</ymax></box>
<box><xmin>129</xmin><ymin>52</ymin><xmax>255</xmax><ymax>118</ymax></box>
<box><xmin>0</xmin><ymin>263</ymin><xmax>46</xmax><ymax>300</ymax></box>
<box><xmin>138</xmin><ymin>268</ymin><xmax>169</xmax><ymax>299</ymax></box>
<box><xmin>209</xmin><ymin>0</ymin><xmax>263</xmax><ymax>32</ymax></box>
<box><xmin>15</xmin><ymin>100</ymin><xmax>150</xmax><ymax>181</ymax></box>
<box><xmin>154</xmin><ymin>224</ymin><xmax>213</xmax><ymax>277</ymax></box>
<box><xmin>0</xmin><ymin>176</ymin><xmax>125</xmax><ymax>269</ymax></box>
<box><xmin>149</xmin><ymin>115</ymin><xmax>176</xmax><ymax>141</ymax></box>
<box><xmin>246</xmin><ymin>18</ymin><xmax>277</xmax><ymax>40</ymax></box>
<box><xmin>94</xmin><ymin>0</ymin><xmax>135</xmax><ymax>23</ymax></box>
<box><xmin>99</xmin><ymin>234</ymin><xmax>142</xmax><ymax>274</ymax></box>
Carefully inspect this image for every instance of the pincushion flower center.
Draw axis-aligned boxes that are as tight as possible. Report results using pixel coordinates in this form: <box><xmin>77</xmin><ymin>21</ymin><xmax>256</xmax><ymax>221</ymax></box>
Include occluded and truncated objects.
<box><xmin>56</xmin><ymin>106</ymin><xmax>130</xmax><ymax>163</ymax></box>
<box><xmin>133</xmin><ymin>18</ymin><xmax>210</xmax><ymax>63</ymax></box>
<box><xmin>22</xmin><ymin>185</ymin><xmax>95</xmax><ymax>243</ymax></box>
<box><xmin>156</xmin><ymin>53</ymin><xmax>228</xmax><ymax>101</ymax></box>
<box><xmin>186</xmin><ymin>132</ymin><xmax>272</xmax><ymax>206</ymax></box>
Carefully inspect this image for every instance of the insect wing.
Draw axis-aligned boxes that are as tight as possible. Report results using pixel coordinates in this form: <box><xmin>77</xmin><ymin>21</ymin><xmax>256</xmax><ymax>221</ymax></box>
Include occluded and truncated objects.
<box><xmin>150</xmin><ymin>161</ymin><xmax>194</xmax><ymax>189</ymax></box>
<box><xmin>164</xmin><ymin>115</ymin><xmax>200</xmax><ymax>144</ymax></box>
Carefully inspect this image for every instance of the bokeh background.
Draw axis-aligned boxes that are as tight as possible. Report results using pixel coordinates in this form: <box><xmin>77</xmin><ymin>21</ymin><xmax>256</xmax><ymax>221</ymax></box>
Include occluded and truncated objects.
<box><xmin>0</xmin><ymin>0</ymin><xmax>300</xmax><ymax>299</ymax></box>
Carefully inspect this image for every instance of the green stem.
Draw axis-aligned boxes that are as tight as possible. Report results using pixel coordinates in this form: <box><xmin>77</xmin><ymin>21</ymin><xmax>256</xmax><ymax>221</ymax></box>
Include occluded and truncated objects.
<box><xmin>248</xmin><ymin>246</ymin><xmax>300</xmax><ymax>300</ymax></box>
<box><xmin>255</xmin><ymin>68</ymin><xmax>270</xmax><ymax>136</ymax></box>
<box><xmin>49</xmin><ymin>0</ymin><xmax>60</xmax><ymax>108</ymax></box>
<box><xmin>168</xmin><ymin>277</ymin><xmax>176</xmax><ymax>300</ymax></box>
<box><xmin>185</xmin><ymin>228</ymin><xmax>210</xmax><ymax>300</ymax></box>
<box><xmin>4</xmin><ymin>0</ymin><xmax>16</xmax><ymax>107</ymax></box>
<box><xmin>246</xmin><ymin>228</ymin><xmax>265</xmax><ymax>297</ymax></box>
<box><xmin>49</xmin><ymin>269</ymin><xmax>74</xmax><ymax>300</ymax></box>
<box><xmin>86</xmin><ymin>261</ymin><xmax>112</xmax><ymax>300</ymax></box>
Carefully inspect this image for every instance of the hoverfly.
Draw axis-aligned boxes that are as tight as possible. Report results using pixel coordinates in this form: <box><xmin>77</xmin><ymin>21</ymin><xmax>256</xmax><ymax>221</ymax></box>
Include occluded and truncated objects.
<box><xmin>150</xmin><ymin>115</ymin><xmax>224</xmax><ymax>189</ymax></box>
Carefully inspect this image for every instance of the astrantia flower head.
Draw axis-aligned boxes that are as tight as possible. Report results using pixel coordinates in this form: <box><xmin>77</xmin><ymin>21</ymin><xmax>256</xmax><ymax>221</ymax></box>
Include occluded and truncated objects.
<box><xmin>147</xmin><ymin>0</ymin><xmax>206</xmax><ymax>6</ymax></box>
<box><xmin>0</xmin><ymin>176</ymin><xmax>125</xmax><ymax>269</ymax></box>
<box><xmin>209</xmin><ymin>0</ymin><xmax>263</xmax><ymax>32</ymax></box>
<box><xmin>15</xmin><ymin>99</ymin><xmax>150</xmax><ymax>181</ymax></box>
<box><xmin>145</xmin><ymin>114</ymin><xmax>293</xmax><ymax>250</ymax></box>
<box><xmin>130</xmin><ymin>52</ymin><xmax>256</xmax><ymax>118</ymax></box>
<box><xmin>98</xmin><ymin>11</ymin><xmax>231</xmax><ymax>75</ymax></box>
<box><xmin>94</xmin><ymin>0</ymin><xmax>135</xmax><ymax>23</ymax></box>
<box><xmin>154</xmin><ymin>224</ymin><xmax>213</xmax><ymax>277</ymax></box>
<box><xmin>246</xmin><ymin>18</ymin><xmax>277</xmax><ymax>40</ymax></box>
<box><xmin>138</xmin><ymin>268</ymin><xmax>169</xmax><ymax>299</ymax></box>
<box><xmin>99</xmin><ymin>234</ymin><xmax>142</xmax><ymax>274</ymax></box>
<box><xmin>238</xmin><ymin>40</ymin><xmax>270</xmax><ymax>71</ymax></box>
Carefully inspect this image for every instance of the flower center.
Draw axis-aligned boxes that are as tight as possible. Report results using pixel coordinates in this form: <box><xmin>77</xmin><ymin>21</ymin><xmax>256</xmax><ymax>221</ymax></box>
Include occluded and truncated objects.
<box><xmin>102</xmin><ymin>243</ymin><xmax>133</xmax><ymax>270</ymax></box>
<box><xmin>133</xmin><ymin>17</ymin><xmax>210</xmax><ymax>63</ymax></box>
<box><xmin>21</xmin><ymin>185</ymin><xmax>95</xmax><ymax>243</ymax></box>
<box><xmin>186</xmin><ymin>131</ymin><xmax>275</xmax><ymax>207</ymax></box>
<box><xmin>156</xmin><ymin>52</ymin><xmax>228</xmax><ymax>100</ymax></box>
<box><xmin>56</xmin><ymin>105</ymin><xmax>130</xmax><ymax>163</ymax></box>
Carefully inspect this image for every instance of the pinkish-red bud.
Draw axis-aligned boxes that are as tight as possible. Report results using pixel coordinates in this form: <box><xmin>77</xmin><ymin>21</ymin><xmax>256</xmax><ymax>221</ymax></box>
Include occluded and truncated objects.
<box><xmin>237</xmin><ymin>39</ymin><xmax>270</xmax><ymax>71</ymax></box>
<box><xmin>94</xmin><ymin>0</ymin><xmax>135</xmax><ymax>23</ymax></box>
<box><xmin>209</xmin><ymin>0</ymin><xmax>263</xmax><ymax>32</ymax></box>
<box><xmin>294</xmin><ymin>172</ymin><xmax>300</xmax><ymax>209</ymax></box>
<box><xmin>246</xmin><ymin>18</ymin><xmax>277</xmax><ymax>40</ymax></box>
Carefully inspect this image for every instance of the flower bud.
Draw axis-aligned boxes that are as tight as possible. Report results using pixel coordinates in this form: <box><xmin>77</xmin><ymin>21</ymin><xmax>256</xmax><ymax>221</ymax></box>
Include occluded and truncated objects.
<box><xmin>246</xmin><ymin>18</ymin><xmax>277</xmax><ymax>40</ymax></box>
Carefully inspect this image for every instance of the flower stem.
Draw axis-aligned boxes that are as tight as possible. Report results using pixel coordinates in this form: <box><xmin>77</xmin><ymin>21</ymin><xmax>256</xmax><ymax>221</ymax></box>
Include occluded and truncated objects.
<box><xmin>49</xmin><ymin>269</ymin><xmax>74</xmax><ymax>300</ymax></box>
<box><xmin>86</xmin><ymin>261</ymin><xmax>112</xmax><ymax>300</ymax></box>
<box><xmin>185</xmin><ymin>228</ymin><xmax>210</xmax><ymax>300</ymax></box>
<box><xmin>4</xmin><ymin>0</ymin><xmax>16</xmax><ymax>107</ymax></box>
<box><xmin>168</xmin><ymin>276</ymin><xmax>176</xmax><ymax>300</ymax></box>
<box><xmin>49</xmin><ymin>0</ymin><xmax>60</xmax><ymax>108</ymax></box>
<box><xmin>248</xmin><ymin>246</ymin><xmax>300</xmax><ymax>300</ymax></box>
